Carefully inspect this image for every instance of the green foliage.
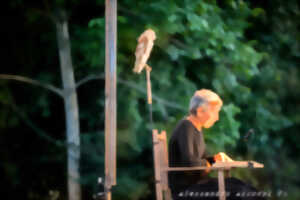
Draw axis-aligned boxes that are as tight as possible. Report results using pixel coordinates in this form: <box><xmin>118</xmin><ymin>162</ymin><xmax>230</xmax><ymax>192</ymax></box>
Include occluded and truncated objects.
<box><xmin>205</xmin><ymin>103</ymin><xmax>241</xmax><ymax>152</ymax></box>
<box><xmin>1</xmin><ymin>0</ymin><xmax>300</xmax><ymax>199</ymax></box>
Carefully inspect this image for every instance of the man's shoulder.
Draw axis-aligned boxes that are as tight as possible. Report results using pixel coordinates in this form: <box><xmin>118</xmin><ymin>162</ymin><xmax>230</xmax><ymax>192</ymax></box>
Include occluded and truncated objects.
<box><xmin>171</xmin><ymin>119</ymin><xmax>194</xmax><ymax>136</ymax></box>
<box><xmin>173</xmin><ymin>119</ymin><xmax>188</xmax><ymax>130</ymax></box>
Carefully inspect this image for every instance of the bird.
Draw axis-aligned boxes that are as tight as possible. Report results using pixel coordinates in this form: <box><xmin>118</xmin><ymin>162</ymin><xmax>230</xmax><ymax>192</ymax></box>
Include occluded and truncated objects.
<box><xmin>133</xmin><ymin>29</ymin><xmax>156</xmax><ymax>74</ymax></box>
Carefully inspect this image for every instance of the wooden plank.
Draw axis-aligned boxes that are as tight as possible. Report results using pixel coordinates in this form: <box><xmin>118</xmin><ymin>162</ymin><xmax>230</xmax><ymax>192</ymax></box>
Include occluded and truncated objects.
<box><xmin>218</xmin><ymin>170</ymin><xmax>226</xmax><ymax>200</ymax></box>
<box><xmin>152</xmin><ymin>130</ymin><xmax>163</xmax><ymax>200</ymax></box>
<box><xmin>213</xmin><ymin>161</ymin><xmax>264</xmax><ymax>168</ymax></box>
<box><xmin>165</xmin><ymin>188</ymin><xmax>172</xmax><ymax>200</ymax></box>
<box><xmin>164</xmin><ymin>160</ymin><xmax>264</xmax><ymax>171</ymax></box>
<box><xmin>161</xmin><ymin>131</ymin><xmax>169</xmax><ymax>164</ymax></box>
<box><xmin>159</xmin><ymin>131</ymin><xmax>169</xmax><ymax>190</ymax></box>
<box><xmin>105</xmin><ymin>0</ymin><xmax>117</xmax><ymax>191</ymax></box>
<box><xmin>164</xmin><ymin>166</ymin><xmax>212</xmax><ymax>171</ymax></box>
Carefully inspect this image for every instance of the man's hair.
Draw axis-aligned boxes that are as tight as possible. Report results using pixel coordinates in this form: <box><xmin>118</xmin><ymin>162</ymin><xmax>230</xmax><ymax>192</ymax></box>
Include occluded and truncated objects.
<box><xmin>189</xmin><ymin>96</ymin><xmax>208</xmax><ymax>115</ymax></box>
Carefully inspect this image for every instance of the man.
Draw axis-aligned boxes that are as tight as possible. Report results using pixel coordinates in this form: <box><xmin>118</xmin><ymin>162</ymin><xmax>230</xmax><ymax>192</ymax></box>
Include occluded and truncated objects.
<box><xmin>168</xmin><ymin>89</ymin><xmax>265</xmax><ymax>200</ymax></box>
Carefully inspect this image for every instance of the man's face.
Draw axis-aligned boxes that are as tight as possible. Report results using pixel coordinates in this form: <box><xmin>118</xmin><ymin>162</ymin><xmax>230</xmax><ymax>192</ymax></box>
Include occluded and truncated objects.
<box><xmin>201</xmin><ymin>102</ymin><xmax>221</xmax><ymax>128</ymax></box>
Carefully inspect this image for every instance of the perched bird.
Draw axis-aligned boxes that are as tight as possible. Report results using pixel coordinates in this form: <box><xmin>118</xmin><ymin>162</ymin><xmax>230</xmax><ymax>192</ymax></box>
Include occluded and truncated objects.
<box><xmin>133</xmin><ymin>29</ymin><xmax>156</xmax><ymax>74</ymax></box>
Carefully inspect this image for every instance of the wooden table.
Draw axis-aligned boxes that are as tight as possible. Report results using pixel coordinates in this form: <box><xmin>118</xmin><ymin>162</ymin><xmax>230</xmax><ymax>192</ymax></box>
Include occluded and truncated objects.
<box><xmin>212</xmin><ymin>161</ymin><xmax>264</xmax><ymax>200</ymax></box>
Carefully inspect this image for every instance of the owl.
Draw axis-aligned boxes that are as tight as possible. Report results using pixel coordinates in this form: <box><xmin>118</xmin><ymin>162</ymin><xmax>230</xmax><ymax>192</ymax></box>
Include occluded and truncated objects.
<box><xmin>133</xmin><ymin>29</ymin><xmax>156</xmax><ymax>74</ymax></box>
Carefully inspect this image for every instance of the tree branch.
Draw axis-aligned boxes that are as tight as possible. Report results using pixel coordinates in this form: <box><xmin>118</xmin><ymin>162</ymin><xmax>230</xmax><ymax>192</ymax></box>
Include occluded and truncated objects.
<box><xmin>0</xmin><ymin>100</ymin><xmax>64</xmax><ymax>147</ymax></box>
<box><xmin>76</xmin><ymin>74</ymin><xmax>105</xmax><ymax>88</ymax></box>
<box><xmin>0</xmin><ymin>73</ymin><xmax>185</xmax><ymax>111</ymax></box>
<box><xmin>0</xmin><ymin>74</ymin><xmax>63</xmax><ymax>97</ymax></box>
<box><xmin>118</xmin><ymin>79</ymin><xmax>185</xmax><ymax>111</ymax></box>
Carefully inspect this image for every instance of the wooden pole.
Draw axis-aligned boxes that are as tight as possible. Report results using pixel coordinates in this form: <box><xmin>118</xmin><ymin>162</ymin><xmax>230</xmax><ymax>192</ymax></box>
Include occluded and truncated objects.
<box><xmin>218</xmin><ymin>170</ymin><xmax>226</xmax><ymax>200</ymax></box>
<box><xmin>145</xmin><ymin>65</ymin><xmax>152</xmax><ymax>105</ymax></box>
<box><xmin>105</xmin><ymin>0</ymin><xmax>117</xmax><ymax>199</ymax></box>
<box><xmin>145</xmin><ymin>65</ymin><xmax>153</xmax><ymax>127</ymax></box>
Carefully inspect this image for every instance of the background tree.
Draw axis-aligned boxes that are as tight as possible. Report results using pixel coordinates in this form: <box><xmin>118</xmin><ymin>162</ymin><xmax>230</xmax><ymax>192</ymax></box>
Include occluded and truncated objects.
<box><xmin>1</xmin><ymin>5</ymin><xmax>82</xmax><ymax>200</ymax></box>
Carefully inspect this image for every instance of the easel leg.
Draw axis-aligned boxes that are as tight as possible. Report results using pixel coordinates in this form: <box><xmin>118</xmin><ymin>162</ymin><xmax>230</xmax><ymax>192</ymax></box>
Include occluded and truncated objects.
<box><xmin>218</xmin><ymin>170</ymin><xmax>226</xmax><ymax>200</ymax></box>
<box><xmin>105</xmin><ymin>187</ymin><xmax>111</xmax><ymax>200</ymax></box>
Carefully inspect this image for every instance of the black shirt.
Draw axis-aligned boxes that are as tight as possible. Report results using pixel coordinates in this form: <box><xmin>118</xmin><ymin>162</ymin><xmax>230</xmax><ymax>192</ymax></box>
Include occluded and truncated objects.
<box><xmin>168</xmin><ymin>119</ymin><xmax>214</xmax><ymax>193</ymax></box>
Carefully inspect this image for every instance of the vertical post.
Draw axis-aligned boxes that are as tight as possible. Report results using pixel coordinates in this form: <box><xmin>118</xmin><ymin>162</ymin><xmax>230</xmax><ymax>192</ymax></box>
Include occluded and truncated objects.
<box><xmin>105</xmin><ymin>0</ymin><xmax>117</xmax><ymax>199</ymax></box>
<box><xmin>152</xmin><ymin>129</ymin><xmax>163</xmax><ymax>200</ymax></box>
<box><xmin>218</xmin><ymin>170</ymin><xmax>226</xmax><ymax>200</ymax></box>
<box><xmin>145</xmin><ymin>65</ymin><xmax>152</xmax><ymax>105</ymax></box>
<box><xmin>145</xmin><ymin>65</ymin><xmax>153</xmax><ymax>127</ymax></box>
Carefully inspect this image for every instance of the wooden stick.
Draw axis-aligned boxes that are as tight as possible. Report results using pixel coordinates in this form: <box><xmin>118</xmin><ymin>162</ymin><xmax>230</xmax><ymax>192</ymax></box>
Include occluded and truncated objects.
<box><xmin>152</xmin><ymin>130</ymin><xmax>163</xmax><ymax>200</ymax></box>
<box><xmin>163</xmin><ymin>160</ymin><xmax>264</xmax><ymax>172</ymax></box>
<box><xmin>145</xmin><ymin>64</ymin><xmax>152</xmax><ymax>105</ymax></box>
<box><xmin>218</xmin><ymin>170</ymin><xmax>226</xmax><ymax>200</ymax></box>
<box><xmin>105</xmin><ymin>187</ymin><xmax>111</xmax><ymax>200</ymax></box>
<box><xmin>213</xmin><ymin>161</ymin><xmax>264</xmax><ymax>168</ymax></box>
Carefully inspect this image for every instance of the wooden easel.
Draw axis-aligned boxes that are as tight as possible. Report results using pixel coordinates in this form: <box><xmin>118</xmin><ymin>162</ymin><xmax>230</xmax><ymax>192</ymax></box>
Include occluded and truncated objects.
<box><xmin>152</xmin><ymin>129</ymin><xmax>264</xmax><ymax>200</ymax></box>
